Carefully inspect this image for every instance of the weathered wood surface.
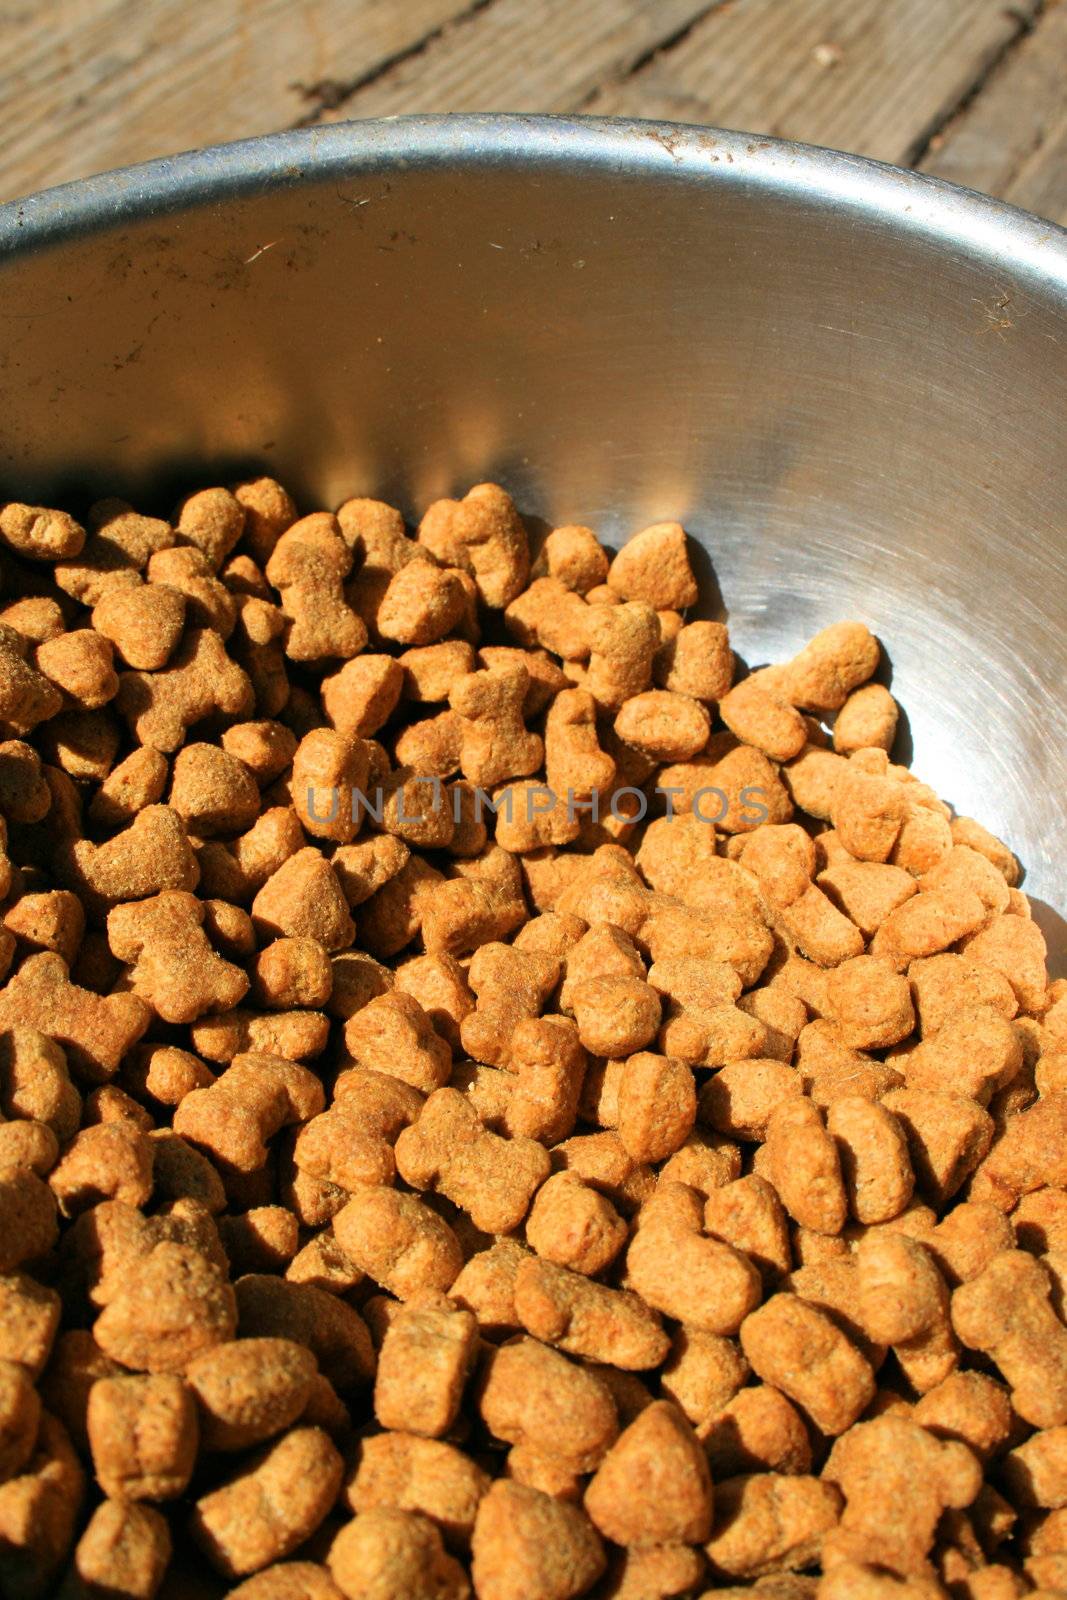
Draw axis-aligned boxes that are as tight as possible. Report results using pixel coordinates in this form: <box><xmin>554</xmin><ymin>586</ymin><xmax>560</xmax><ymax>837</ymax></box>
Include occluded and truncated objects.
<box><xmin>2</xmin><ymin>0</ymin><xmax>1065</xmax><ymax>224</ymax></box>
<box><xmin>919</xmin><ymin>0</ymin><xmax>1067</xmax><ymax>224</ymax></box>
<box><xmin>0</xmin><ymin>0</ymin><xmax>481</xmax><ymax>200</ymax></box>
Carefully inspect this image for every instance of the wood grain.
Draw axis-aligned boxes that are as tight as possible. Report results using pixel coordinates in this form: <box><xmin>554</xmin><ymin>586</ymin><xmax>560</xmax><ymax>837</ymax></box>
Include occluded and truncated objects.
<box><xmin>1</xmin><ymin>0</ymin><xmax>1064</xmax><ymax>225</ymax></box>
<box><xmin>586</xmin><ymin>0</ymin><xmax>1042</xmax><ymax>167</ymax></box>
<box><xmin>0</xmin><ymin>0</ymin><xmax>480</xmax><ymax>201</ymax></box>
<box><xmin>311</xmin><ymin>0</ymin><xmax>723</xmax><ymax>118</ymax></box>
<box><xmin>920</xmin><ymin>1</ymin><xmax>1067</xmax><ymax>225</ymax></box>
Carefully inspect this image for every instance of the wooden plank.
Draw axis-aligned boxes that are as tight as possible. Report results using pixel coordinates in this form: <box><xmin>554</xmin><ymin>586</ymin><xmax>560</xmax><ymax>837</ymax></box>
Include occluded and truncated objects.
<box><xmin>586</xmin><ymin>0</ymin><xmax>1042</xmax><ymax>168</ymax></box>
<box><xmin>920</xmin><ymin>2</ymin><xmax>1067</xmax><ymax>226</ymax></box>
<box><xmin>315</xmin><ymin>0</ymin><xmax>723</xmax><ymax>118</ymax></box>
<box><xmin>0</xmin><ymin>0</ymin><xmax>479</xmax><ymax>202</ymax></box>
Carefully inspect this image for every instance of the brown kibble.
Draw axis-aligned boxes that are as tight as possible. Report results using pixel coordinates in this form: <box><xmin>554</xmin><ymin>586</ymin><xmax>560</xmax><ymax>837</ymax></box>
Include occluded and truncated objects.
<box><xmin>585</xmin><ymin>1399</ymin><xmax>712</xmax><ymax>1546</ymax></box>
<box><xmin>962</xmin><ymin>912</ymin><xmax>1049</xmax><ymax>1013</ymax></box>
<box><xmin>253</xmin><ymin>938</ymin><xmax>332</xmax><ymax>1011</ymax></box>
<box><xmin>826</xmin><ymin>1095</ymin><xmax>914</xmax><ymax>1224</ymax></box>
<box><xmin>823</xmin><ymin>955</ymin><xmax>915</xmax><ymax>1049</ymax></box>
<box><xmin>0</xmin><ymin>502</ymin><xmax>85</xmax><ymax>561</ymax></box>
<box><xmin>740</xmin><ymin>1294</ymin><xmax>875</xmax><ymax>1435</ymax></box>
<box><xmin>532</xmin><ymin>524</ymin><xmax>609</xmax><ymax>595</ymax></box>
<box><xmin>252</xmin><ymin>848</ymin><xmax>355</xmax><ymax>953</ymax></box>
<box><xmin>92</xmin><ymin>576</ymin><xmax>187</xmax><ymax>668</ymax></box>
<box><xmin>0</xmin><ymin>1412</ymin><xmax>85</xmax><ymax>1596</ymax></box>
<box><xmin>654</xmin><ymin>618</ymin><xmax>733</xmax><ymax>702</ymax></box>
<box><xmin>822</xmin><ymin>1413</ymin><xmax>980</xmax><ymax>1575</ymax></box>
<box><xmin>117</xmin><ymin>627</ymin><xmax>253</xmax><ymax>751</ymax></box>
<box><xmin>234</xmin><ymin>1277</ymin><xmax>375</xmax><ymax>1395</ymax></box>
<box><xmin>346</xmin><ymin>1431</ymin><xmax>490</xmax><ymax>1549</ymax></box>
<box><xmin>344</xmin><ymin>991</ymin><xmax>451</xmax><ymax>1093</ymax></box>
<box><xmin>107</xmin><ymin>890</ymin><xmax>249</xmax><ymax>1023</ymax></box>
<box><xmin>704</xmin><ymin>1472</ymin><xmax>841</xmax><ymax>1580</ymax></box>
<box><xmin>49</xmin><ymin>1121</ymin><xmax>153</xmax><ymax>1217</ymax></box>
<box><xmin>93</xmin><ymin>1243</ymin><xmax>236</xmax><ymax>1372</ymax></box>
<box><xmin>174</xmin><ymin>1052</ymin><xmax>323</xmax><ymax>1173</ymax></box>
<box><xmin>525</xmin><ymin>1171</ymin><xmax>627</xmax><ymax>1277</ymax></box>
<box><xmin>87</xmin><ymin>1373</ymin><xmax>197</xmax><ymax>1500</ymax></box>
<box><xmin>833</xmin><ymin>683</ymin><xmax>899</xmax><ymax>754</ymax></box>
<box><xmin>396</xmin><ymin>1087</ymin><xmax>549</xmax><ymax>1234</ymax></box>
<box><xmin>951</xmin><ymin>1250</ymin><xmax>1067</xmax><ymax>1427</ymax></box>
<box><xmin>449</xmin><ymin>665</ymin><xmax>543</xmax><ymax>787</ymax></box>
<box><xmin>478</xmin><ymin>1336</ymin><xmax>618</xmax><ymax>1473</ymax></box>
<box><xmin>704</xmin><ymin>1174</ymin><xmax>792</xmax><ymax>1284</ymax></box>
<box><xmin>334</xmin><ymin>1187</ymin><xmax>462</xmax><ymax>1300</ymax></box>
<box><xmin>702</xmin><ymin>1385</ymin><xmax>812</xmax><ymax>1478</ymax></box>
<box><xmin>607</xmin><ymin>523</ymin><xmax>697</xmax><ymax>610</ymax></box>
<box><xmin>329</xmin><ymin>1506</ymin><xmax>469</xmax><ymax>1600</ymax></box>
<box><xmin>70</xmin><ymin>1498</ymin><xmax>172</xmax><ymax>1600</ymax></box>
<box><xmin>719</xmin><ymin>678</ymin><xmax>808</xmax><ymax>763</ymax></box>
<box><xmin>778</xmin><ymin>622</ymin><xmax>880</xmax><ymax>713</ymax></box>
<box><xmin>761</xmin><ymin>1097</ymin><xmax>847</xmax><ymax>1235</ymax></box>
<box><xmin>628</xmin><ymin>1183</ymin><xmax>761</xmax><ymax>1334</ymax></box>
<box><xmin>699</xmin><ymin>1058</ymin><xmax>803</xmax><ymax>1143</ymax></box>
<box><xmin>615</xmin><ymin>690</ymin><xmax>711</xmax><ymax>762</ymax></box>
<box><xmin>471</xmin><ymin>1480</ymin><xmax>605</xmax><ymax>1600</ymax></box>
<box><xmin>856</xmin><ymin>1230</ymin><xmax>958</xmax><ymax>1393</ymax></box>
<box><xmin>615</xmin><ymin>1052</ymin><xmax>696</xmax><ymax>1163</ymax></box>
<box><xmin>265</xmin><ymin>514</ymin><xmax>366</xmax><ymax>662</ymax></box>
<box><xmin>88</xmin><ymin>745</ymin><xmax>169</xmax><ymax>827</ymax></box>
<box><xmin>418</xmin><ymin>482</ymin><xmax>530</xmax><ymax>609</ymax></box>
<box><xmin>0</xmin><ymin>1359</ymin><xmax>40</xmax><ymax>1482</ymax></box>
<box><xmin>514</xmin><ymin>1257</ymin><xmax>669</xmax><ymax>1370</ymax></box>
<box><xmin>375</xmin><ymin>1293</ymin><xmax>478</xmax><ymax>1438</ymax></box>
<box><xmin>0</xmin><ymin>953</ymin><xmax>150</xmax><ymax>1084</ymax></box>
<box><xmin>192</xmin><ymin>1425</ymin><xmax>343</xmax><ymax>1578</ymax></box>
<box><xmin>912</xmin><ymin>1370</ymin><xmax>1013</xmax><ymax>1461</ymax></box>
<box><xmin>185</xmin><ymin>1337</ymin><xmax>318</xmax><ymax>1451</ymax></box>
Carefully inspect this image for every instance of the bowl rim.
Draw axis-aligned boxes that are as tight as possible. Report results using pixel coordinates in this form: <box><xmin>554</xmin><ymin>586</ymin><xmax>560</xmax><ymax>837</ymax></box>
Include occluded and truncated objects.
<box><xmin>2</xmin><ymin>113</ymin><xmax>1065</xmax><ymax>291</ymax></box>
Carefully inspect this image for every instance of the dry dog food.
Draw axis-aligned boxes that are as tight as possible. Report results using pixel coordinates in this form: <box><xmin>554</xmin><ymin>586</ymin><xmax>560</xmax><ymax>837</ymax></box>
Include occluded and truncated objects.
<box><xmin>0</xmin><ymin>479</ymin><xmax>1060</xmax><ymax>1599</ymax></box>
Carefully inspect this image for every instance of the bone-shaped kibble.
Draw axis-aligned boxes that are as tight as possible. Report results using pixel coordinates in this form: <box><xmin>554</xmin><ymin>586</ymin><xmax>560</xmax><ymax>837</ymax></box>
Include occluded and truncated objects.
<box><xmin>448</xmin><ymin>665</ymin><xmax>543</xmax><ymax>788</ymax></box>
<box><xmin>503</xmin><ymin>1015</ymin><xmax>587</xmax><ymax>1146</ymax></box>
<box><xmin>417</xmin><ymin>482</ymin><xmax>530</xmax><ymax>610</ymax></box>
<box><xmin>505</xmin><ymin>578</ymin><xmax>592</xmax><ymax>662</ymax></box>
<box><xmin>65</xmin><ymin>804</ymin><xmax>200</xmax><ymax>914</ymax></box>
<box><xmin>395</xmin><ymin>1087</ymin><xmax>550</xmax><ymax>1235</ymax></box>
<box><xmin>459</xmin><ymin>941</ymin><xmax>560</xmax><ymax>1069</ymax></box>
<box><xmin>626</xmin><ymin>1182</ymin><xmax>760</xmax><ymax>1335</ymax></box>
<box><xmin>116</xmin><ymin>627</ymin><xmax>253</xmax><ymax>752</ymax></box>
<box><xmin>292</xmin><ymin>1069</ymin><xmax>423</xmax><ymax>1193</ymax></box>
<box><xmin>951</xmin><ymin>1249</ymin><xmax>1067</xmax><ymax>1428</ymax></box>
<box><xmin>583</xmin><ymin>601</ymin><xmax>660</xmax><ymax>711</ymax></box>
<box><xmin>543</xmin><ymin>689</ymin><xmax>615</xmax><ymax>809</ymax></box>
<box><xmin>107</xmin><ymin>890</ymin><xmax>249</xmax><ymax>1024</ymax></box>
<box><xmin>0</xmin><ymin>953</ymin><xmax>149</xmax><ymax>1085</ymax></box>
<box><xmin>173</xmin><ymin>1053</ymin><xmax>325</xmax><ymax>1174</ymax></box>
<box><xmin>265</xmin><ymin>513</ymin><xmax>367</xmax><ymax>662</ymax></box>
<box><xmin>821</xmin><ymin>1413</ymin><xmax>981</xmax><ymax>1577</ymax></box>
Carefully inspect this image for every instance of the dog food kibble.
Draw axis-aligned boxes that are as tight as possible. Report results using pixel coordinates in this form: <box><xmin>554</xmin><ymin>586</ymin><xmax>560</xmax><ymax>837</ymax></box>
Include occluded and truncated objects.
<box><xmin>0</xmin><ymin>478</ymin><xmax>1059</xmax><ymax>1598</ymax></box>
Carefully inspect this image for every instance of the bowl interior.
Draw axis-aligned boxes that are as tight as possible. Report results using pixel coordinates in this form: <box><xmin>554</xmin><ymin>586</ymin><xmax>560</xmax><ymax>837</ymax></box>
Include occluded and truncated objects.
<box><xmin>1</xmin><ymin>117</ymin><xmax>1065</xmax><ymax>966</ymax></box>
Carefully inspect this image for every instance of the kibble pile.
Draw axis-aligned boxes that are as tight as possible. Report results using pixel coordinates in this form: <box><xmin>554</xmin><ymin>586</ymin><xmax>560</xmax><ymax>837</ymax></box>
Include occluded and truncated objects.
<box><xmin>0</xmin><ymin>481</ymin><xmax>1062</xmax><ymax>1600</ymax></box>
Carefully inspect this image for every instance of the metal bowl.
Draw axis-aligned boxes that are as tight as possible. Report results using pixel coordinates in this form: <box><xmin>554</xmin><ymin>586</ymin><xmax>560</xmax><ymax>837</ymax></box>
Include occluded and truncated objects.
<box><xmin>1</xmin><ymin>116</ymin><xmax>1064</xmax><ymax>966</ymax></box>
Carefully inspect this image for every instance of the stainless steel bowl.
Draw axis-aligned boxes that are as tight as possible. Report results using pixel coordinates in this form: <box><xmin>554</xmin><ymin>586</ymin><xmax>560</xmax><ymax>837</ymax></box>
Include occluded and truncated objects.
<box><xmin>1</xmin><ymin>116</ymin><xmax>1064</xmax><ymax>967</ymax></box>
